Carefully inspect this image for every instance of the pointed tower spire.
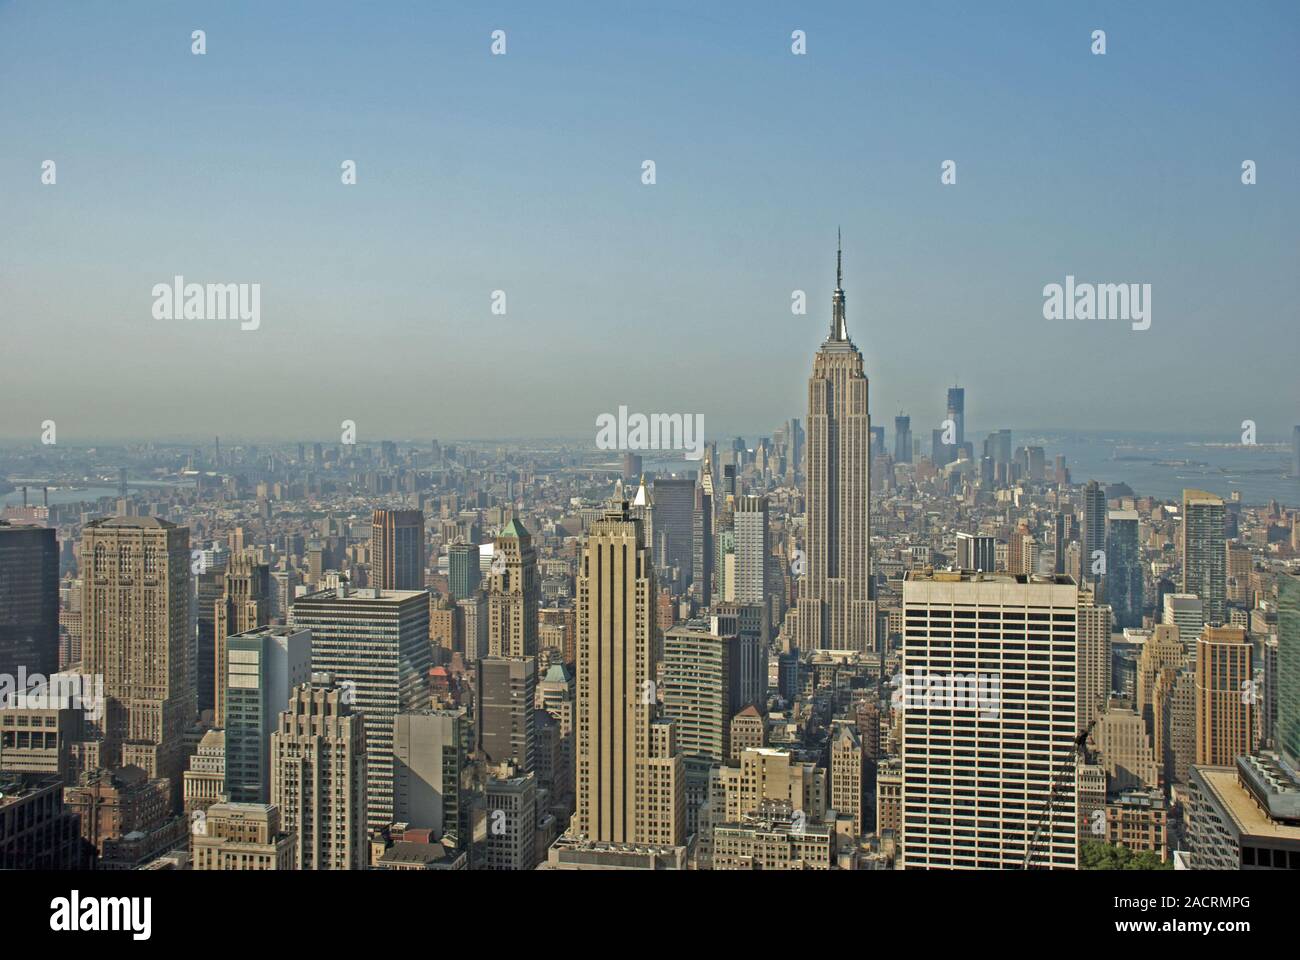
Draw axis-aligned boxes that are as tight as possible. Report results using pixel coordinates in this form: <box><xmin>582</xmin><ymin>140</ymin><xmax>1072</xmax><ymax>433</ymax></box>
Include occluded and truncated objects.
<box><xmin>837</xmin><ymin>226</ymin><xmax>842</xmax><ymax>288</ymax></box>
<box><xmin>830</xmin><ymin>229</ymin><xmax>848</xmax><ymax>341</ymax></box>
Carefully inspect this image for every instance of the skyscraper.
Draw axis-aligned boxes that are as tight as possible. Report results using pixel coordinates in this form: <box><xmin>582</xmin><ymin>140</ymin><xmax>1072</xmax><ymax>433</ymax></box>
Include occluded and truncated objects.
<box><xmin>894</xmin><ymin>415</ymin><xmax>912</xmax><ymax>464</ymax></box>
<box><xmin>571</xmin><ymin>504</ymin><xmax>683</xmax><ymax>846</ymax></box>
<box><xmin>651</xmin><ymin>476</ymin><xmax>695</xmax><ymax>592</ymax></box>
<box><xmin>270</xmin><ymin>676</ymin><xmax>366</xmax><ymax>870</ymax></box>
<box><xmin>1079</xmin><ymin>480</ymin><xmax>1106</xmax><ymax>590</ymax></box>
<box><xmin>223</xmin><ymin>625</ymin><xmax>310</xmax><ymax>804</ymax></box>
<box><xmin>733</xmin><ymin>495</ymin><xmax>771</xmax><ymax>643</ymax></box>
<box><xmin>1105</xmin><ymin>509</ymin><xmax>1143</xmax><ymax>629</ymax></box>
<box><xmin>486</xmin><ymin>518</ymin><xmax>538</xmax><ymax>659</ymax></box>
<box><xmin>476</xmin><ymin>656</ymin><xmax>537</xmax><ymax>774</ymax></box>
<box><xmin>945</xmin><ymin>386</ymin><xmax>965</xmax><ymax>450</ymax></box>
<box><xmin>797</xmin><ymin>235</ymin><xmax>872</xmax><ymax>653</ymax></box>
<box><xmin>1277</xmin><ymin>574</ymin><xmax>1300</xmax><ymax>767</ymax></box>
<box><xmin>214</xmin><ymin>552</ymin><xmax>271</xmax><ymax>727</ymax></box>
<box><xmin>448</xmin><ymin>542</ymin><xmax>480</xmax><ymax>601</ymax></box>
<box><xmin>371</xmin><ymin>508</ymin><xmax>426</xmax><ymax>591</ymax></box>
<box><xmin>1077</xmin><ymin>592</ymin><xmax>1113</xmax><ymax>731</ymax></box>
<box><xmin>392</xmin><ymin>708</ymin><xmax>469</xmax><ymax>848</ymax></box>
<box><xmin>1182</xmin><ymin>490</ymin><xmax>1226</xmax><ymax>626</ymax></box>
<box><xmin>81</xmin><ymin>517</ymin><xmax>194</xmax><ymax>798</ymax></box>
<box><xmin>290</xmin><ymin>586</ymin><xmax>432</xmax><ymax>831</ymax></box>
<box><xmin>0</xmin><ymin>520</ymin><xmax>59</xmax><ymax>681</ymax></box>
<box><xmin>692</xmin><ymin>482</ymin><xmax>713</xmax><ymax>607</ymax></box>
<box><xmin>1195</xmin><ymin>625</ymin><xmax>1253</xmax><ymax>766</ymax></box>
<box><xmin>900</xmin><ymin>571</ymin><xmax>1078</xmax><ymax>869</ymax></box>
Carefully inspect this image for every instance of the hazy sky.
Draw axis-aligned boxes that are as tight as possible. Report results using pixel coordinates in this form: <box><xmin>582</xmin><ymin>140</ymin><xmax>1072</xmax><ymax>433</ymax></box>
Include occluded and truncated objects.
<box><xmin>2</xmin><ymin>1</ymin><xmax>1297</xmax><ymax>445</ymax></box>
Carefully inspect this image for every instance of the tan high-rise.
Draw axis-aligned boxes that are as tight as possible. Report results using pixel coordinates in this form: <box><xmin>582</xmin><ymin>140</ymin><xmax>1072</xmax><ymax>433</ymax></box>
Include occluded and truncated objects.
<box><xmin>270</xmin><ymin>677</ymin><xmax>367</xmax><ymax>870</ymax></box>
<box><xmin>1076</xmin><ymin>592</ymin><xmax>1112</xmax><ymax>730</ymax></box>
<box><xmin>371</xmin><ymin>508</ymin><xmax>425</xmax><ymax>591</ymax></box>
<box><xmin>1195</xmin><ymin>625</ymin><xmax>1253</xmax><ymax>765</ymax></box>
<box><xmin>1137</xmin><ymin>624</ymin><xmax>1184</xmax><ymax>735</ymax></box>
<box><xmin>797</xmin><ymin>237</ymin><xmax>871</xmax><ymax>653</ymax></box>
<box><xmin>487</xmin><ymin>518</ymin><xmax>539</xmax><ymax>658</ymax></box>
<box><xmin>572</xmin><ymin>504</ymin><xmax>683</xmax><ymax>846</ymax></box>
<box><xmin>81</xmin><ymin>517</ymin><xmax>194</xmax><ymax>801</ymax></box>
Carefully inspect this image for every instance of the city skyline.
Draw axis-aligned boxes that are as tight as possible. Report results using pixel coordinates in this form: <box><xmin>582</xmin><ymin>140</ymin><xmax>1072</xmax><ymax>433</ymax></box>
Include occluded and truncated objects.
<box><xmin>2</xmin><ymin>3</ymin><xmax>1299</xmax><ymax>930</ymax></box>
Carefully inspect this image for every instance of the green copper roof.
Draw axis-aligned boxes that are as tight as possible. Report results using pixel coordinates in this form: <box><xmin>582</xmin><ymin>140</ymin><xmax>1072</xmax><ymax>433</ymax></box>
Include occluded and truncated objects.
<box><xmin>498</xmin><ymin>518</ymin><xmax>529</xmax><ymax>539</ymax></box>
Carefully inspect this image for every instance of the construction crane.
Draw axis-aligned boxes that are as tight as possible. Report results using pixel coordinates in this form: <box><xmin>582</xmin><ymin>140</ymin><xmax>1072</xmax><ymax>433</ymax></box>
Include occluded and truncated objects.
<box><xmin>1022</xmin><ymin>717</ymin><xmax>1099</xmax><ymax>869</ymax></box>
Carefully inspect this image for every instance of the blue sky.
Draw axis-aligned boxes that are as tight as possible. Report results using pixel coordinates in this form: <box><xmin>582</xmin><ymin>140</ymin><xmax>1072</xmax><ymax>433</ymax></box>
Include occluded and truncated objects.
<box><xmin>1</xmin><ymin>0</ymin><xmax>1297</xmax><ymax>443</ymax></box>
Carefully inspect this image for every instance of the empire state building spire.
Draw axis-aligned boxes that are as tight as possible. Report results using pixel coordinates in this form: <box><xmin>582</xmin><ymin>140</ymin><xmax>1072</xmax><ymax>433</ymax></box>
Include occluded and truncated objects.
<box><xmin>830</xmin><ymin>228</ymin><xmax>848</xmax><ymax>342</ymax></box>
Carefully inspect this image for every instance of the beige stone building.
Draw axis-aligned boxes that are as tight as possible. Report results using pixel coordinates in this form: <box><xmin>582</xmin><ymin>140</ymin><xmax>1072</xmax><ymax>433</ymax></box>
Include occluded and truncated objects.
<box><xmin>571</xmin><ymin>505</ymin><xmax>683</xmax><ymax>848</ymax></box>
<box><xmin>796</xmin><ymin>240</ymin><xmax>872</xmax><ymax>653</ymax></box>
<box><xmin>1076</xmin><ymin>592</ymin><xmax>1112</xmax><ymax>730</ymax></box>
<box><xmin>1094</xmin><ymin>698</ymin><xmax>1160</xmax><ymax>792</ymax></box>
<box><xmin>486</xmin><ymin>519</ymin><xmax>539</xmax><ymax>658</ymax></box>
<box><xmin>1137</xmin><ymin>624</ymin><xmax>1184</xmax><ymax>736</ymax></box>
<box><xmin>729</xmin><ymin>704</ymin><xmax>766</xmax><ymax>759</ymax></box>
<box><xmin>81</xmin><ymin>517</ymin><xmax>194</xmax><ymax>802</ymax></box>
<box><xmin>192</xmin><ymin>801</ymin><xmax>295</xmax><ymax>870</ymax></box>
<box><xmin>270</xmin><ymin>677</ymin><xmax>366</xmax><ymax>869</ymax></box>
<box><xmin>182</xmin><ymin>728</ymin><xmax>226</xmax><ymax>817</ymax></box>
<box><xmin>830</xmin><ymin>724</ymin><xmax>864</xmax><ymax>836</ymax></box>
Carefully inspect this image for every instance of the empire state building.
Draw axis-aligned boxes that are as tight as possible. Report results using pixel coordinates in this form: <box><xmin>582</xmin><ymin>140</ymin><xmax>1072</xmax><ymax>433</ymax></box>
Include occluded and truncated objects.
<box><xmin>796</xmin><ymin>234</ymin><xmax>872</xmax><ymax>652</ymax></box>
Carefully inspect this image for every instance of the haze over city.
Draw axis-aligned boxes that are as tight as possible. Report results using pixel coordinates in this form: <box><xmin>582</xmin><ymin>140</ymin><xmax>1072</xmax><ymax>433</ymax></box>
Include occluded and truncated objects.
<box><xmin>3</xmin><ymin>0</ymin><xmax>1297</xmax><ymax>440</ymax></box>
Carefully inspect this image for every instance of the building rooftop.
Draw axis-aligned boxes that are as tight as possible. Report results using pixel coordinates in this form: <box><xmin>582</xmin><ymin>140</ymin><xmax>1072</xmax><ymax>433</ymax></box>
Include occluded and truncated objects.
<box><xmin>1198</xmin><ymin>765</ymin><xmax>1300</xmax><ymax>840</ymax></box>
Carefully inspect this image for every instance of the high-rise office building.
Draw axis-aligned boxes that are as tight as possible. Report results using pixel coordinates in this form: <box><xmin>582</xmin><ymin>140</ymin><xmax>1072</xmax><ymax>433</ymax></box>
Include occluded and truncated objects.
<box><xmin>1292</xmin><ymin>425</ymin><xmax>1300</xmax><ymax>478</ymax></box>
<box><xmin>223</xmin><ymin>625</ymin><xmax>311</xmax><ymax>804</ymax></box>
<box><xmin>797</xmin><ymin>238</ymin><xmax>871</xmax><ymax>653</ymax></box>
<box><xmin>81</xmin><ymin>517</ymin><xmax>194</xmax><ymax>797</ymax></box>
<box><xmin>1136</xmin><ymin>624</ymin><xmax>1184</xmax><ymax>737</ymax></box>
<box><xmin>486</xmin><ymin>518</ymin><xmax>538</xmax><ymax>658</ymax></box>
<box><xmin>270</xmin><ymin>676</ymin><xmax>366</xmax><ymax>869</ymax></box>
<box><xmin>894</xmin><ymin>415</ymin><xmax>912</xmax><ymax>464</ymax></box>
<box><xmin>476</xmin><ymin>656</ymin><xmax>537</xmax><ymax>774</ymax></box>
<box><xmin>900</xmin><ymin>571</ymin><xmax>1079</xmax><ymax>869</ymax></box>
<box><xmin>1077</xmin><ymin>592</ymin><xmax>1113</xmax><ymax>731</ymax></box>
<box><xmin>945</xmin><ymin>386</ymin><xmax>965</xmax><ymax>450</ymax></box>
<box><xmin>484</xmin><ymin>772</ymin><xmax>539</xmax><ymax>870</ymax></box>
<box><xmin>1278</xmin><ymin>574</ymin><xmax>1300</xmax><ymax>766</ymax></box>
<box><xmin>290</xmin><ymin>586</ymin><xmax>431</xmax><ymax>831</ymax></box>
<box><xmin>571</xmin><ymin>504</ymin><xmax>684</xmax><ymax>846</ymax></box>
<box><xmin>0</xmin><ymin>521</ymin><xmax>59</xmax><ymax>682</ymax></box>
<box><xmin>448</xmin><ymin>542</ymin><xmax>480</xmax><ymax>601</ymax></box>
<box><xmin>651</xmin><ymin>476</ymin><xmax>695</xmax><ymax>592</ymax></box>
<box><xmin>1164</xmin><ymin>593</ymin><xmax>1205</xmax><ymax>651</ymax></box>
<box><xmin>955</xmin><ymin>532</ymin><xmax>996</xmax><ymax>573</ymax></box>
<box><xmin>1195</xmin><ymin>625</ymin><xmax>1253</xmax><ymax>766</ymax></box>
<box><xmin>692</xmin><ymin>483</ymin><xmax>713</xmax><ymax>607</ymax></box>
<box><xmin>1079</xmin><ymin>480</ymin><xmax>1106</xmax><ymax>591</ymax></box>
<box><xmin>830</xmin><ymin>723</ymin><xmax>865</xmax><ymax>836</ymax></box>
<box><xmin>1105</xmin><ymin>510</ymin><xmax>1143</xmax><ymax>629</ymax></box>
<box><xmin>371</xmin><ymin>508</ymin><xmax>425</xmax><ymax>591</ymax></box>
<box><xmin>1182</xmin><ymin>489</ymin><xmax>1226</xmax><ymax>626</ymax></box>
<box><xmin>732</xmin><ymin>495</ymin><xmax>771</xmax><ymax>643</ymax></box>
<box><xmin>214</xmin><ymin>553</ymin><xmax>271</xmax><ymax>727</ymax></box>
<box><xmin>393</xmin><ymin>708</ymin><xmax>470</xmax><ymax>848</ymax></box>
<box><xmin>660</xmin><ymin>615</ymin><xmax>747</xmax><ymax>834</ymax></box>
